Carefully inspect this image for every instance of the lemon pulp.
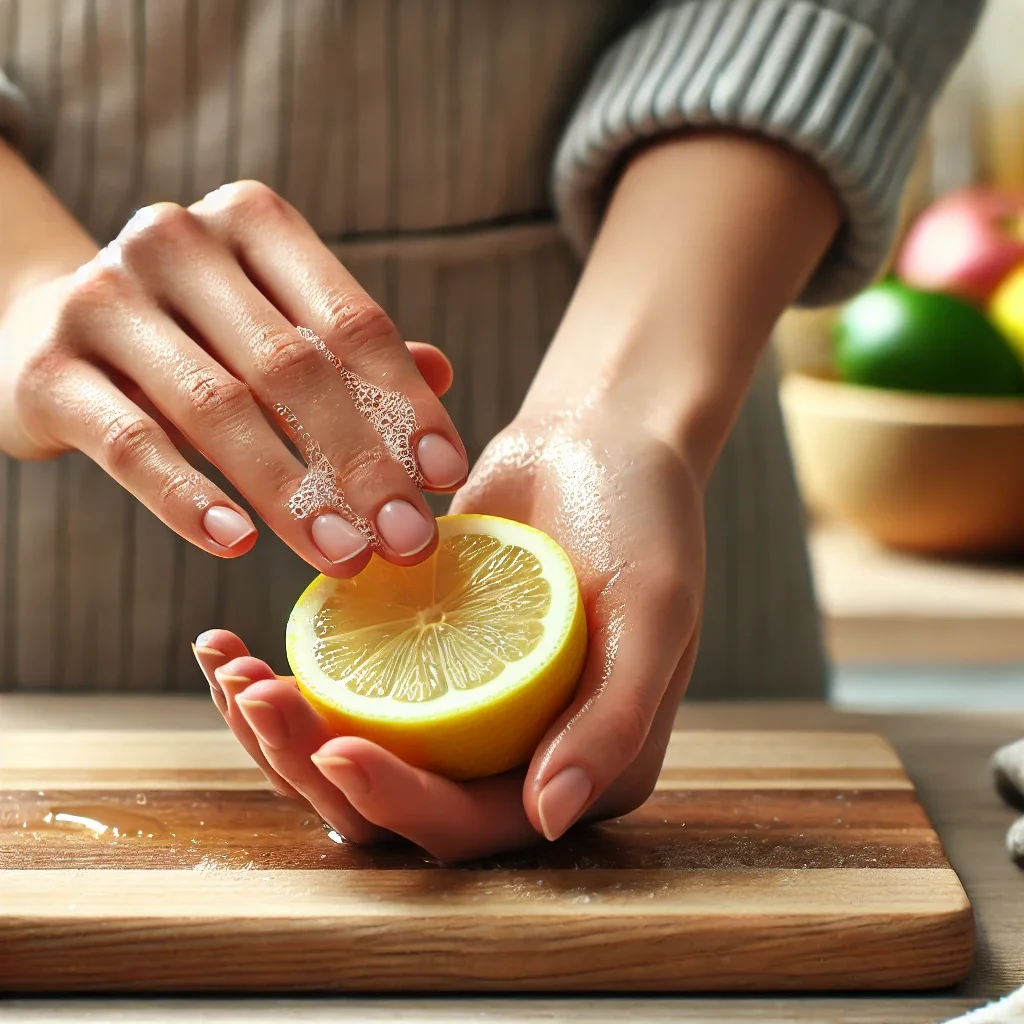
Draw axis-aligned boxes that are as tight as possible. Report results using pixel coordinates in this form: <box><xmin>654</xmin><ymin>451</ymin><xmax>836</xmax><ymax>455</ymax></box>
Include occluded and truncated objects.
<box><xmin>286</xmin><ymin>514</ymin><xmax>587</xmax><ymax>780</ymax></box>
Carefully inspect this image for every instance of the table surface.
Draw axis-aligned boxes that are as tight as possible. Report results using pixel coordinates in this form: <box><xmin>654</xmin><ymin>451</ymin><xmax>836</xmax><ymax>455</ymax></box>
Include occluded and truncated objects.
<box><xmin>2</xmin><ymin>696</ymin><xmax>1022</xmax><ymax>1023</ymax></box>
<box><xmin>810</xmin><ymin>524</ymin><xmax>1024</xmax><ymax>666</ymax></box>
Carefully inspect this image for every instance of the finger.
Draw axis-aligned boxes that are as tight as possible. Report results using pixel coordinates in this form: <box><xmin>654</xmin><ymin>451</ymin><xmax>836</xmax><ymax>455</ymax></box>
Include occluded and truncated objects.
<box><xmin>232</xmin><ymin>676</ymin><xmax>388</xmax><ymax>845</ymax></box>
<box><xmin>406</xmin><ymin>342</ymin><xmax>453</xmax><ymax>398</ymax></box>
<box><xmin>190</xmin><ymin>633</ymin><xmax>301</xmax><ymax>799</ymax></box>
<box><xmin>108</xmin><ymin>206</ymin><xmax>441</xmax><ymax>563</ymax></box>
<box><xmin>585</xmin><ymin>639</ymin><xmax>700</xmax><ymax>824</ymax></box>
<box><xmin>190</xmin><ymin>183</ymin><xmax>468</xmax><ymax>490</ymax></box>
<box><xmin>35</xmin><ymin>355</ymin><xmax>258</xmax><ymax>557</ymax></box>
<box><xmin>69</xmin><ymin>261</ymin><xmax>374</xmax><ymax>578</ymax></box>
<box><xmin>524</xmin><ymin>564</ymin><xmax>699</xmax><ymax>841</ymax></box>
<box><xmin>311</xmin><ymin>737</ymin><xmax>537</xmax><ymax>862</ymax></box>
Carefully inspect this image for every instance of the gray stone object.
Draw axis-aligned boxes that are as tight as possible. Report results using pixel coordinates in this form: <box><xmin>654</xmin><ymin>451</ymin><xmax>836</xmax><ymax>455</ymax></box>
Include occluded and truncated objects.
<box><xmin>992</xmin><ymin>738</ymin><xmax>1024</xmax><ymax>812</ymax></box>
<box><xmin>1007</xmin><ymin>817</ymin><xmax>1024</xmax><ymax>868</ymax></box>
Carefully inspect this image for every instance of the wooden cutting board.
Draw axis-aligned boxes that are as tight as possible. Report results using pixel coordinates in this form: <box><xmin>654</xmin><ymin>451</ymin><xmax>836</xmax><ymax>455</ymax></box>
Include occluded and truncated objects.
<box><xmin>0</xmin><ymin>725</ymin><xmax>973</xmax><ymax>993</ymax></box>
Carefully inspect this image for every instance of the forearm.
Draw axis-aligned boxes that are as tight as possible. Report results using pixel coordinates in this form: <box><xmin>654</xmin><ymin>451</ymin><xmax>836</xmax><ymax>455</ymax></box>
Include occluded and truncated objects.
<box><xmin>0</xmin><ymin>138</ymin><xmax>97</xmax><ymax>317</ymax></box>
<box><xmin>525</xmin><ymin>131</ymin><xmax>840</xmax><ymax>484</ymax></box>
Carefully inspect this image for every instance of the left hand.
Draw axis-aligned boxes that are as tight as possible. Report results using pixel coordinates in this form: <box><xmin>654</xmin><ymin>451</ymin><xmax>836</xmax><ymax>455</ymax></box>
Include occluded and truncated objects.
<box><xmin>193</xmin><ymin>403</ymin><xmax>704</xmax><ymax>861</ymax></box>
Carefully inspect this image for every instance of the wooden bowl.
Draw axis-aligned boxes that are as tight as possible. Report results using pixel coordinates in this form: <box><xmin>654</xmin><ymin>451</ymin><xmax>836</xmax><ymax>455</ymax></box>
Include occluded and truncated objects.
<box><xmin>780</xmin><ymin>373</ymin><xmax>1024</xmax><ymax>555</ymax></box>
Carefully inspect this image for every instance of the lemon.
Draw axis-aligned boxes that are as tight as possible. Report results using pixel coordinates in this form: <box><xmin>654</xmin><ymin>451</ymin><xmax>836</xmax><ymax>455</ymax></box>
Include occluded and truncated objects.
<box><xmin>990</xmin><ymin>264</ymin><xmax>1024</xmax><ymax>365</ymax></box>
<box><xmin>286</xmin><ymin>514</ymin><xmax>587</xmax><ymax>781</ymax></box>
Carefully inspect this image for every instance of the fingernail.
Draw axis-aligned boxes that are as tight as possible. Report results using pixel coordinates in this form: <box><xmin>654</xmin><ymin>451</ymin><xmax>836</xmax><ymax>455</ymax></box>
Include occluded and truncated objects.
<box><xmin>537</xmin><ymin>766</ymin><xmax>592</xmax><ymax>842</ymax></box>
<box><xmin>203</xmin><ymin>506</ymin><xmax>256</xmax><ymax>548</ymax></box>
<box><xmin>214</xmin><ymin>669</ymin><xmax>251</xmax><ymax>687</ymax></box>
<box><xmin>195</xmin><ymin>630</ymin><xmax>219</xmax><ymax>649</ymax></box>
<box><xmin>416</xmin><ymin>434</ymin><xmax>466</xmax><ymax>489</ymax></box>
<box><xmin>312</xmin><ymin>754</ymin><xmax>370</xmax><ymax>800</ymax></box>
<box><xmin>376</xmin><ymin>500</ymin><xmax>434</xmax><ymax>556</ymax></box>
<box><xmin>311</xmin><ymin>512</ymin><xmax>369</xmax><ymax>564</ymax></box>
<box><xmin>208</xmin><ymin>680</ymin><xmax>227</xmax><ymax>715</ymax></box>
<box><xmin>213</xmin><ymin>666</ymin><xmax>252</xmax><ymax>699</ymax></box>
<box><xmin>195</xmin><ymin>643</ymin><xmax>227</xmax><ymax>710</ymax></box>
<box><xmin>190</xmin><ymin>641</ymin><xmax>220</xmax><ymax>661</ymax></box>
<box><xmin>236</xmin><ymin>697</ymin><xmax>288</xmax><ymax>747</ymax></box>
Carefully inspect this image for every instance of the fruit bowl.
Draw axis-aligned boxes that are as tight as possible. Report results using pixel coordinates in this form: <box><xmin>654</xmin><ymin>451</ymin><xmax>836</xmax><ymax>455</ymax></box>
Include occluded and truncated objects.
<box><xmin>780</xmin><ymin>372</ymin><xmax>1024</xmax><ymax>555</ymax></box>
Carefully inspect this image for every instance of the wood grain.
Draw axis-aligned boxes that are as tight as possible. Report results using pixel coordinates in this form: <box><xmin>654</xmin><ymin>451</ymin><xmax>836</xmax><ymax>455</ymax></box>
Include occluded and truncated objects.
<box><xmin>2</xmin><ymin>788</ymin><xmax>944</xmax><ymax>870</ymax></box>
<box><xmin>3</xmin><ymin>869</ymin><xmax>971</xmax><ymax>992</ymax></box>
<box><xmin>0</xmin><ymin>725</ymin><xmax>974</xmax><ymax>994</ymax></box>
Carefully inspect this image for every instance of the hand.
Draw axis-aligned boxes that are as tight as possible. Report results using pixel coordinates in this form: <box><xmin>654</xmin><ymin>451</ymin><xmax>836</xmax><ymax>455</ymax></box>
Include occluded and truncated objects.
<box><xmin>192</xmin><ymin>403</ymin><xmax>703</xmax><ymax>861</ymax></box>
<box><xmin>0</xmin><ymin>181</ymin><xmax>468</xmax><ymax>576</ymax></box>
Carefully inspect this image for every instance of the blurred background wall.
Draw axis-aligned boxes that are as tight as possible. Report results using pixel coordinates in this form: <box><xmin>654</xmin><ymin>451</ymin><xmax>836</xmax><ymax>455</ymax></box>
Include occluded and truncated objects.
<box><xmin>775</xmin><ymin>0</ymin><xmax>1024</xmax><ymax>711</ymax></box>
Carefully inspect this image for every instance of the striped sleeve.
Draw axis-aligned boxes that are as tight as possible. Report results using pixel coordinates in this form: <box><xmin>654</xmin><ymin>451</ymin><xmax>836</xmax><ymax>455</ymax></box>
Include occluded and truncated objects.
<box><xmin>0</xmin><ymin>69</ymin><xmax>31</xmax><ymax>153</ymax></box>
<box><xmin>551</xmin><ymin>0</ymin><xmax>985</xmax><ymax>307</ymax></box>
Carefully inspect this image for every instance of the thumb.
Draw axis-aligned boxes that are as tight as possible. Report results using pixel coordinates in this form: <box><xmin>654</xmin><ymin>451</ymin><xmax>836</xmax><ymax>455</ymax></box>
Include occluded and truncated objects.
<box><xmin>524</xmin><ymin>563</ymin><xmax>699</xmax><ymax>841</ymax></box>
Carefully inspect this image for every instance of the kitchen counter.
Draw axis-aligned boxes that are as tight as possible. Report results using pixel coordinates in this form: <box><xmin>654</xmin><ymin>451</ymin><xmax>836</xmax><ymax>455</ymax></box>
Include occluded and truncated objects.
<box><xmin>2</xmin><ymin>696</ymin><xmax>1022</xmax><ymax>1023</ymax></box>
<box><xmin>810</xmin><ymin>522</ymin><xmax>1024</xmax><ymax>666</ymax></box>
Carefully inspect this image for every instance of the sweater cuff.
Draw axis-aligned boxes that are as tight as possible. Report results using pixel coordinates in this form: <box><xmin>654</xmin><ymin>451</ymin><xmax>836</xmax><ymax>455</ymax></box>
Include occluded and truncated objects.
<box><xmin>552</xmin><ymin>0</ymin><xmax>926</xmax><ymax>307</ymax></box>
<box><xmin>0</xmin><ymin>70</ymin><xmax>32</xmax><ymax>155</ymax></box>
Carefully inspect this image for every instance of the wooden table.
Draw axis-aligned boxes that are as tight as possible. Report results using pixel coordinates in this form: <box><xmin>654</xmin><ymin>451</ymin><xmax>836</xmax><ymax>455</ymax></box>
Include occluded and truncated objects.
<box><xmin>810</xmin><ymin>523</ymin><xmax>1024</xmax><ymax>665</ymax></box>
<box><xmin>1</xmin><ymin>696</ymin><xmax>1022</xmax><ymax>1023</ymax></box>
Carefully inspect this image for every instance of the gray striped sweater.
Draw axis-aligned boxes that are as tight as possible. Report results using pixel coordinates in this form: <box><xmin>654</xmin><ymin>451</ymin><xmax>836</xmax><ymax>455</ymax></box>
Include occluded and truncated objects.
<box><xmin>0</xmin><ymin>1</ymin><xmax>982</xmax><ymax>695</ymax></box>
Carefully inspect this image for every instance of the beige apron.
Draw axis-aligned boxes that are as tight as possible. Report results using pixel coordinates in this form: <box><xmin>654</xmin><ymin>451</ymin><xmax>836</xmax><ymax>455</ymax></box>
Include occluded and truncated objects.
<box><xmin>0</xmin><ymin>0</ymin><xmax>826</xmax><ymax>698</ymax></box>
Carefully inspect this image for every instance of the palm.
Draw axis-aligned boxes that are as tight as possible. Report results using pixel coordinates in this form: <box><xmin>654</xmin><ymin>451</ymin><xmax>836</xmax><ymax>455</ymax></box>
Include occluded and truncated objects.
<box><xmin>452</xmin><ymin>412</ymin><xmax>703</xmax><ymax>613</ymax></box>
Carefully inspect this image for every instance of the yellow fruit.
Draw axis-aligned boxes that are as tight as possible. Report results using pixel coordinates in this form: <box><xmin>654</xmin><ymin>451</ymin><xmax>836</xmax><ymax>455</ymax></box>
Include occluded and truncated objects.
<box><xmin>990</xmin><ymin>263</ymin><xmax>1024</xmax><ymax>365</ymax></box>
<box><xmin>286</xmin><ymin>514</ymin><xmax>587</xmax><ymax>781</ymax></box>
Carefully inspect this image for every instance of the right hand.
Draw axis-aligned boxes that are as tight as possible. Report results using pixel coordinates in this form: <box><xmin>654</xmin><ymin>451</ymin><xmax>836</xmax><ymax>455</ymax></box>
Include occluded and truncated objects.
<box><xmin>0</xmin><ymin>181</ymin><xmax>468</xmax><ymax>576</ymax></box>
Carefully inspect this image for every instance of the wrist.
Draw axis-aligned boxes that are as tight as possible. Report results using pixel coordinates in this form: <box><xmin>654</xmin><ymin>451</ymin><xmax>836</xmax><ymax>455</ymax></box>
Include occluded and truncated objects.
<box><xmin>524</xmin><ymin>131</ymin><xmax>839</xmax><ymax>486</ymax></box>
<box><xmin>0</xmin><ymin>139</ymin><xmax>97</xmax><ymax>320</ymax></box>
<box><xmin>521</xmin><ymin>317</ymin><xmax>747</xmax><ymax>488</ymax></box>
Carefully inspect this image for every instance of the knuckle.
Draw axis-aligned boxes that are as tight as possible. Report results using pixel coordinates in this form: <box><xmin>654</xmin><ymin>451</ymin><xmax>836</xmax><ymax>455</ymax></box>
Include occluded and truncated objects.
<box><xmin>256</xmin><ymin>327</ymin><xmax>322</xmax><ymax>382</ymax></box>
<box><xmin>59</xmin><ymin>261</ymin><xmax>131</xmax><ymax>330</ymax></box>
<box><xmin>614</xmin><ymin>698</ymin><xmax>654</xmax><ymax>768</ymax></box>
<box><xmin>334</xmin><ymin>442</ymin><xmax>391</xmax><ymax>489</ymax></box>
<box><xmin>99</xmin><ymin>413</ymin><xmax>161</xmax><ymax>474</ymax></box>
<box><xmin>323</xmin><ymin>293</ymin><xmax>396</xmax><ymax>359</ymax></box>
<box><xmin>156</xmin><ymin>468</ymin><xmax>201</xmax><ymax>506</ymax></box>
<box><xmin>222</xmin><ymin>179</ymin><xmax>288</xmax><ymax>221</ymax></box>
<box><xmin>14</xmin><ymin>349</ymin><xmax>75</xmax><ymax>443</ymax></box>
<box><xmin>646</xmin><ymin>564</ymin><xmax>696</xmax><ymax>624</ymax></box>
<box><xmin>19</xmin><ymin>348</ymin><xmax>71</xmax><ymax>401</ymax></box>
<box><xmin>265</xmin><ymin>459</ymin><xmax>303</xmax><ymax>504</ymax></box>
<box><xmin>119</xmin><ymin>202</ymin><xmax>196</xmax><ymax>251</ymax></box>
<box><xmin>180</xmin><ymin>365</ymin><xmax>252</xmax><ymax>421</ymax></box>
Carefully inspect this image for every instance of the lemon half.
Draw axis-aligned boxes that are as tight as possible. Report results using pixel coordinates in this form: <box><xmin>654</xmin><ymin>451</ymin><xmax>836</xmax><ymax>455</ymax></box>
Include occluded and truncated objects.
<box><xmin>286</xmin><ymin>514</ymin><xmax>587</xmax><ymax>780</ymax></box>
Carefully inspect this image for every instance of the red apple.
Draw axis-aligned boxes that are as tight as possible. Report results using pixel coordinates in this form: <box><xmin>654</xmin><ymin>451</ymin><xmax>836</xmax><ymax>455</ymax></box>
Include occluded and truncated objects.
<box><xmin>896</xmin><ymin>186</ymin><xmax>1024</xmax><ymax>304</ymax></box>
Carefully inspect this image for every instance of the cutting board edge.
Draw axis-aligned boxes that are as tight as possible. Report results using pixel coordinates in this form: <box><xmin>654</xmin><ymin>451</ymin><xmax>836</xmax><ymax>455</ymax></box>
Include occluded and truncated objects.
<box><xmin>0</xmin><ymin>913</ymin><xmax>976</xmax><ymax>994</ymax></box>
<box><xmin>0</xmin><ymin>874</ymin><xmax>976</xmax><ymax>994</ymax></box>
